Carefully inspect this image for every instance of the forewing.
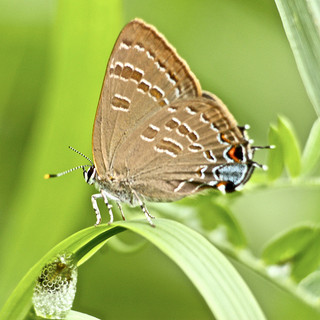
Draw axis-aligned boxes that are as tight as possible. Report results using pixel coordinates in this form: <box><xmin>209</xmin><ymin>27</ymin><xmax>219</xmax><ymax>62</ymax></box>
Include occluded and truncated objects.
<box><xmin>92</xmin><ymin>19</ymin><xmax>202</xmax><ymax>178</ymax></box>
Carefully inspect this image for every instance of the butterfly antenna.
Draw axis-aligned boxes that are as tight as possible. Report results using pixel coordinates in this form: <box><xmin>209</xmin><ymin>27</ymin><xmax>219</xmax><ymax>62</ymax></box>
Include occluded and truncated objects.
<box><xmin>44</xmin><ymin>146</ymin><xmax>93</xmax><ymax>179</ymax></box>
<box><xmin>251</xmin><ymin>161</ymin><xmax>268</xmax><ymax>171</ymax></box>
<box><xmin>249</xmin><ymin>145</ymin><xmax>274</xmax><ymax>171</ymax></box>
<box><xmin>68</xmin><ymin>146</ymin><xmax>94</xmax><ymax>165</ymax></box>
<box><xmin>44</xmin><ymin>165</ymin><xmax>91</xmax><ymax>179</ymax></box>
<box><xmin>252</xmin><ymin>145</ymin><xmax>275</xmax><ymax>151</ymax></box>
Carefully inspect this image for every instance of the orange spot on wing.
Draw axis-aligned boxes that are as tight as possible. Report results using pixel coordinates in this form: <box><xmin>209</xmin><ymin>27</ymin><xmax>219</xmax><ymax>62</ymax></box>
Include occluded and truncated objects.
<box><xmin>227</xmin><ymin>146</ymin><xmax>241</xmax><ymax>162</ymax></box>
<box><xmin>220</xmin><ymin>133</ymin><xmax>231</xmax><ymax>144</ymax></box>
<box><xmin>216</xmin><ymin>181</ymin><xmax>227</xmax><ymax>187</ymax></box>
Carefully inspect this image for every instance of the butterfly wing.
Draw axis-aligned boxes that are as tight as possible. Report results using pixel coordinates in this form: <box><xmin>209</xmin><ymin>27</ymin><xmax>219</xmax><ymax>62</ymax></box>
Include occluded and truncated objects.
<box><xmin>115</xmin><ymin>96</ymin><xmax>253</xmax><ymax>201</ymax></box>
<box><xmin>92</xmin><ymin>19</ymin><xmax>202</xmax><ymax>179</ymax></box>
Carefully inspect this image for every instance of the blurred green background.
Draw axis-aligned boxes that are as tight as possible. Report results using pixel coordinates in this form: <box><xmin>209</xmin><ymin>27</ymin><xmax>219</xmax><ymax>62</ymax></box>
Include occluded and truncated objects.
<box><xmin>0</xmin><ymin>0</ymin><xmax>318</xmax><ymax>319</ymax></box>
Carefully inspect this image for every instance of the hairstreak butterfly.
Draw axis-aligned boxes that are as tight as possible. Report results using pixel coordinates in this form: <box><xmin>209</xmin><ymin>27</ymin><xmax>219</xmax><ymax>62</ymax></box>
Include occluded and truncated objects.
<box><xmin>46</xmin><ymin>19</ymin><xmax>270</xmax><ymax>226</ymax></box>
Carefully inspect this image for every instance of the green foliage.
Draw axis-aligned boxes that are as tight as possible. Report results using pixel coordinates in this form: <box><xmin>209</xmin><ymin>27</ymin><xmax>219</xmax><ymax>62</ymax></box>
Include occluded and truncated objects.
<box><xmin>262</xmin><ymin>225</ymin><xmax>320</xmax><ymax>282</ymax></box>
<box><xmin>1</xmin><ymin>0</ymin><xmax>320</xmax><ymax>319</ymax></box>
<box><xmin>1</xmin><ymin>220</ymin><xmax>265</xmax><ymax>320</ymax></box>
<box><xmin>274</xmin><ymin>0</ymin><xmax>320</xmax><ymax>116</ymax></box>
<box><xmin>302</xmin><ymin>118</ymin><xmax>320</xmax><ymax>175</ymax></box>
<box><xmin>262</xmin><ymin>225</ymin><xmax>316</xmax><ymax>265</ymax></box>
<box><xmin>26</xmin><ymin>309</ymin><xmax>101</xmax><ymax>320</ymax></box>
<box><xmin>65</xmin><ymin>311</ymin><xmax>101</xmax><ymax>320</ymax></box>
<box><xmin>267</xmin><ymin>115</ymin><xmax>320</xmax><ymax>182</ymax></box>
<box><xmin>299</xmin><ymin>271</ymin><xmax>320</xmax><ymax>302</ymax></box>
<box><xmin>267</xmin><ymin>125</ymin><xmax>284</xmax><ymax>181</ymax></box>
<box><xmin>278</xmin><ymin>116</ymin><xmax>302</xmax><ymax>177</ymax></box>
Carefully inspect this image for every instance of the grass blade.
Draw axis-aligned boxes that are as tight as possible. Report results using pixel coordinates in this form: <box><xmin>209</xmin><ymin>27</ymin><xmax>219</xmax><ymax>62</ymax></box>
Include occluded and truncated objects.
<box><xmin>274</xmin><ymin>0</ymin><xmax>320</xmax><ymax>116</ymax></box>
<box><xmin>302</xmin><ymin>118</ymin><xmax>320</xmax><ymax>175</ymax></box>
<box><xmin>0</xmin><ymin>219</ymin><xmax>265</xmax><ymax>320</ymax></box>
<box><xmin>267</xmin><ymin>124</ymin><xmax>284</xmax><ymax>181</ymax></box>
<box><xmin>278</xmin><ymin>116</ymin><xmax>301</xmax><ymax>178</ymax></box>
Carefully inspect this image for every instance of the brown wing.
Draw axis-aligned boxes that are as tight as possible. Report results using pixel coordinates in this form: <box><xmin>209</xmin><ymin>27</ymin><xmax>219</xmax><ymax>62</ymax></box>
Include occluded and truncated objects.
<box><xmin>92</xmin><ymin>19</ymin><xmax>202</xmax><ymax>178</ymax></box>
<box><xmin>114</xmin><ymin>96</ymin><xmax>250</xmax><ymax>201</ymax></box>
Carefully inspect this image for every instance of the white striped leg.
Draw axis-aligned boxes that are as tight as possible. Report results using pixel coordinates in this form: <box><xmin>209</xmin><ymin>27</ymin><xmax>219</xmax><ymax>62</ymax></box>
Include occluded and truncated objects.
<box><xmin>133</xmin><ymin>191</ymin><xmax>155</xmax><ymax>227</ymax></box>
<box><xmin>91</xmin><ymin>193</ymin><xmax>103</xmax><ymax>226</ymax></box>
<box><xmin>100</xmin><ymin>190</ymin><xmax>114</xmax><ymax>224</ymax></box>
<box><xmin>116</xmin><ymin>202</ymin><xmax>126</xmax><ymax>220</ymax></box>
<box><xmin>141</xmin><ymin>203</ymin><xmax>155</xmax><ymax>227</ymax></box>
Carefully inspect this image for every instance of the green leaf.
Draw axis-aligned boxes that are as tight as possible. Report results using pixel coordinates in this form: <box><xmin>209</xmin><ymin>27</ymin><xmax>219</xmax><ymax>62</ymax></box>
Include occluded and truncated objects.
<box><xmin>277</xmin><ymin>116</ymin><xmax>301</xmax><ymax>178</ymax></box>
<box><xmin>262</xmin><ymin>225</ymin><xmax>320</xmax><ymax>282</ymax></box>
<box><xmin>230</xmin><ymin>256</ymin><xmax>320</xmax><ymax>319</ymax></box>
<box><xmin>150</xmin><ymin>194</ymin><xmax>247</xmax><ymax>248</ymax></box>
<box><xmin>302</xmin><ymin>118</ymin><xmax>320</xmax><ymax>175</ymax></box>
<box><xmin>196</xmin><ymin>200</ymin><xmax>247</xmax><ymax>248</ymax></box>
<box><xmin>0</xmin><ymin>226</ymin><xmax>124</xmax><ymax>320</ymax></box>
<box><xmin>106</xmin><ymin>232</ymin><xmax>148</xmax><ymax>254</ymax></box>
<box><xmin>267</xmin><ymin>124</ymin><xmax>284</xmax><ymax>181</ymax></box>
<box><xmin>25</xmin><ymin>309</ymin><xmax>102</xmax><ymax>320</ymax></box>
<box><xmin>262</xmin><ymin>225</ymin><xmax>315</xmax><ymax>265</ymax></box>
<box><xmin>66</xmin><ymin>310</ymin><xmax>101</xmax><ymax>320</ymax></box>
<box><xmin>0</xmin><ymin>219</ymin><xmax>265</xmax><ymax>320</ymax></box>
<box><xmin>274</xmin><ymin>0</ymin><xmax>320</xmax><ymax>116</ymax></box>
<box><xmin>299</xmin><ymin>271</ymin><xmax>320</xmax><ymax>302</ymax></box>
<box><xmin>291</xmin><ymin>230</ymin><xmax>320</xmax><ymax>282</ymax></box>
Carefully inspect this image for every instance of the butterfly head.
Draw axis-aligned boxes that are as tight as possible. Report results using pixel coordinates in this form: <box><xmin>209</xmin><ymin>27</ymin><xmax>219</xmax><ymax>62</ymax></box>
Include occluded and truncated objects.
<box><xmin>44</xmin><ymin>146</ymin><xmax>97</xmax><ymax>185</ymax></box>
<box><xmin>83</xmin><ymin>165</ymin><xmax>97</xmax><ymax>185</ymax></box>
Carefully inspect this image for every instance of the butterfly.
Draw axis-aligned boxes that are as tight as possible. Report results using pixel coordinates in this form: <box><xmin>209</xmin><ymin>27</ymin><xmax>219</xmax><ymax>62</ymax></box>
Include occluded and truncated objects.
<box><xmin>46</xmin><ymin>19</ymin><xmax>268</xmax><ymax>227</ymax></box>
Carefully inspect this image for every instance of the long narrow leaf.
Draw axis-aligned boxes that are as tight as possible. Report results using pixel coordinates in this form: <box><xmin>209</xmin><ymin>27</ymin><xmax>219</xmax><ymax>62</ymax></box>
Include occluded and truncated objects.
<box><xmin>262</xmin><ymin>225</ymin><xmax>316</xmax><ymax>265</ymax></box>
<box><xmin>302</xmin><ymin>118</ymin><xmax>320</xmax><ymax>175</ymax></box>
<box><xmin>298</xmin><ymin>271</ymin><xmax>320</xmax><ymax>302</ymax></box>
<box><xmin>0</xmin><ymin>219</ymin><xmax>265</xmax><ymax>320</ymax></box>
<box><xmin>267</xmin><ymin>124</ymin><xmax>284</xmax><ymax>181</ymax></box>
<box><xmin>124</xmin><ymin>220</ymin><xmax>265</xmax><ymax>320</ymax></box>
<box><xmin>278</xmin><ymin>116</ymin><xmax>301</xmax><ymax>177</ymax></box>
<box><xmin>274</xmin><ymin>0</ymin><xmax>320</xmax><ymax>116</ymax></box>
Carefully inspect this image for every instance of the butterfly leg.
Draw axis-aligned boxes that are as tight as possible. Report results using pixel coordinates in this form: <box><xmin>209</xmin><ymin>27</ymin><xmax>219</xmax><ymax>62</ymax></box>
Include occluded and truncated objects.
<box><xmin>132</xmin><ymin>191</ymin><xmax>155</xmax><ymax>227</ymax></box>
<box><xmin>141</xmin><ymin>204</ymin><xmax>155</xmax><ymax>227</ymax></box>
<box><xmin>139</xmin><ymin>202</ymin><xmax>155</xmax><ymax>227</ymax></box>
<box><xmin>91</xmin><ymin>193</ymin><xmax>103</xmax><ymax>226</ymax></box>
<box><xmin>101</xmin><ymin>190</ymin><xmax>114</xmax><ymax>224</ymax></box>
<box><xmin>116</xmin><ymin>202</ymin><xmax>126</xmax><ymax>220</ymax></box>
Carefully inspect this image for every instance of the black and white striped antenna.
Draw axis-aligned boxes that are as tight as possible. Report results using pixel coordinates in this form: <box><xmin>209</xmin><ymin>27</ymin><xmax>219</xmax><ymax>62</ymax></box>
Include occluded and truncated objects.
<box><xmin>44</xmin><ymin>146</ymin><xmax>93</xmax><ymax>179</ymax></box>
